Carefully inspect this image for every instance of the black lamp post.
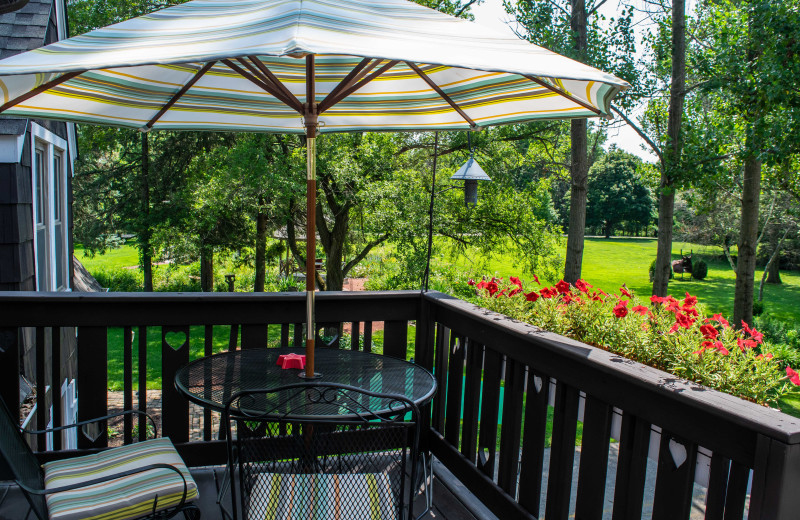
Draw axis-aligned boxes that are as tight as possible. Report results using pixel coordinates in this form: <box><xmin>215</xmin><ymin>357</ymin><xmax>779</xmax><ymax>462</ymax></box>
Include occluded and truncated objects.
<box><xmin>422</xmin><ymin>131</ymin><xmax>491</xmax><ymax>291</ymax></box>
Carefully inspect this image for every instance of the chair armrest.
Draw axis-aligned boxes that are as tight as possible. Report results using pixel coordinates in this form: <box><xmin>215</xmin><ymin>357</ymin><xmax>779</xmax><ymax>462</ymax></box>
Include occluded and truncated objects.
<box><xmin>17</xmin><ymin>463</ymin><xmax>189</xmax><ymax>512</ymax></box>
<box><xmin>21</xmin><ymin>410</ymin><xmax>159</xmax><ymax>438</ymax></box>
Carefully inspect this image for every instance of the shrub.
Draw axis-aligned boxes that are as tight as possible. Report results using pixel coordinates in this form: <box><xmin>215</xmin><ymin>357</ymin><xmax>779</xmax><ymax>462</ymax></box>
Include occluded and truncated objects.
<box><xmin>468</xmin><ymin>275</ymin><xmax>800</xmax><ymax>407</ymax></box>
<box><xmin>692</xmin><ymin>259</ymin><xmax>708</xmax><ymax>280</ymax></box>
<box><xmin>753</xmin><ymin>300</ymin><xmax>765</xmax><ymax>317</ymax></box>
<box><xmin>92</xmin><ymin>268</ymin><xmax>143</xmax><ymax>292</ymax></box>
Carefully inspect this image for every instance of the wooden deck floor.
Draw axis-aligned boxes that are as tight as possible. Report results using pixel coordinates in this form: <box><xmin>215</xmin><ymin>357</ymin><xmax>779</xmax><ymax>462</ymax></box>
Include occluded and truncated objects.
<box><xmin>0</xmin><ymin>460</ymin><xmax>492</xmax><ymax>520</ymax></box>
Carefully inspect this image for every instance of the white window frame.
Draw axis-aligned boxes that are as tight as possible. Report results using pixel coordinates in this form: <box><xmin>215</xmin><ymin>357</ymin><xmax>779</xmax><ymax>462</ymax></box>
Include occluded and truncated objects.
<box><xmin>30</xmin><ymin>123</ymin><xmax>70</xmax><ymax>291</ymax></box>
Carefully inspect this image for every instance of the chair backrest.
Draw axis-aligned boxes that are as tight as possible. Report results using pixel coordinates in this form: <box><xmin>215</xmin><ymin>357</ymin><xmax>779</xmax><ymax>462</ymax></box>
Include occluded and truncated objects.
<box><xmin>0</xmin><ymin>397</ymin><xmax>48</xmax><ymax>520</ymax></box>
<box><xmin>223</xmin><ymin>383</ymin><xmax>421</xmax><ymax>520</ymax></box>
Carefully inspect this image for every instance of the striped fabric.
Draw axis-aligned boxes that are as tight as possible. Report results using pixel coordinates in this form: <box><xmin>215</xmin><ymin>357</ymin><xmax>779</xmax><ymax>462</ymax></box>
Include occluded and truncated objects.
<box><xmin>42</xmin><ymin>437</ymin><xmax>198</xmax><ymax>520</ymax></box>
<box><xmin>249</xmin><ymin>472</ymin><xmax>395</xmax><ymax>519</ymax></box>
<box><xmin>0</xmin><ymin>0</ymin><xmax>627</xmax><ymax>132</ymax></box>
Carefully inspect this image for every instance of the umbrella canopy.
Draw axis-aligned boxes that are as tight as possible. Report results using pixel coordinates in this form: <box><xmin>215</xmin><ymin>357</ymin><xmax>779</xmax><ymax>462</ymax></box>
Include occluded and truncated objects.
<box><xmin>0</xmin><ymin>0</ymin><xmax>628</xmax><ymax>377</ymax></box>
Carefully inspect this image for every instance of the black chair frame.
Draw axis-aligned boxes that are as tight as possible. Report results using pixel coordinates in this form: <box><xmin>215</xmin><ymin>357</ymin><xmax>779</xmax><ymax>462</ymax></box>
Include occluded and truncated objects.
<box><xmin>222</xmin><ymin>382</ymin><xmax>422</xmax><ymax>520</ymax></box>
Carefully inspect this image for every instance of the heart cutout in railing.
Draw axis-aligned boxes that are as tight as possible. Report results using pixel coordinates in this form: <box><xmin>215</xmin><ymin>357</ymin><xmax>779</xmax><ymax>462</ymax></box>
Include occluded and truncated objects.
<box><xmin>533</xmin><ymin>375</ymin><xmax>543</xmax><ymax>393</ymax></box>
<box><xmin>81</xmin><ymin>421</ymin><xmax>105</xmax><ymax>443</ymax></box>
<box><xmin>668</xmin><ymin>438</ymin><xmax>688</xmax><ymax>469</ymax></box>
<box><xmin>164</xmin><ymin>330</ymin><xmax>188</xmax><ymax>351</ymax></box>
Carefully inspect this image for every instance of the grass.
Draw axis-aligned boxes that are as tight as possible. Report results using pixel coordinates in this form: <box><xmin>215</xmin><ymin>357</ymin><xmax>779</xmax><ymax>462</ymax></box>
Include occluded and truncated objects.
<box><xmin>75</xmin><ymin>242</ymin><xmax>140</xmax><ymax>271</ymax></box>
<box><xmin>451</xmin><ymin>237</ymin><xmax>800</xmax><ymax>325</ymax></box>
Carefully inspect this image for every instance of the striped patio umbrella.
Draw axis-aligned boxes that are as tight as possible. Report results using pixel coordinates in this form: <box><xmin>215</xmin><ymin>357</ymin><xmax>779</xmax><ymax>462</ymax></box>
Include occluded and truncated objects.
<box><xmin>0</xmin><ymin>0</ymin><xmax>628</xmax><ymax>377</ymax></box>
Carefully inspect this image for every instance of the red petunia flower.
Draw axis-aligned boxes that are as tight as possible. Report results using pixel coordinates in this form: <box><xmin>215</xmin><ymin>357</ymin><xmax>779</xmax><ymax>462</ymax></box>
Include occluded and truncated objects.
<box><xmin>562</xmin><ymin>292</ymin><xmax>582</xmax><ymax>305</ymax></box>
<box><xmin>737</xmin><ymin>338</ymin><xmax>757</xmax><ymax>351</ymax></box>
<box><xmin>683</xmin><ymin>293</ymin><xmax>698</xmax><ymax>308</ymax></box>
<box><xmin>674</xmin><ymin>312</ymin><xmax>694</xmax><ymax>330</ymax></box>
<box><xmin>613</xmin><ymin>300</ymin><xmax>629</xmax><ymax>318</ymax></box>
<box><xmin>704</xmin><ymin>314</ymin><xmax>730</xmax><ymax>328</ymax></box>
<box><xmin>555</xmin><ymin>280</ymin><xmax>570</xmax><ymax>294</ymax></box>
<box><xmin>620</xmin><ymin>286</ymin><xmax>632</xmax><ymax>298</ymax></box>
<box><xmin>650</xmin><ymin>295</ymin><xmax>667</xmax><ymax>304</ymax></box>
<box><xmin>532</xmin><ymin>274</ymin><xmax>540</xmax><ymax>285</ymax></box>
<box><xmin>467</xmin><ymin>279</ymin><xmax>475</xmax><ymax>286</ymax></box>
<box><xmin>756</xmin><ymin>353</ymin><xmax>774</xmax><ymax>361</ymax></box>
<box><xmin>700</xmin><ymin>324</ymin><xmax>719</xmax><ymax>340</ymax></box>
<box><xmin>509</xmin><ymin>276</ymin><xmax>523</xmax><ymax>288</ymax></box>
<box><xmin>476</xmin><ymin>280</ymin><xmax>488</xmax><ymax>290</ymax></box>
<box><xmin>540</xmin><ymin>287</ymin><xmax>557</xmax><ymax>299</ymax></box>
<box><xmin>497</xmin><ymin>289</ymin><xmax>507</xmax><ymax>297</ymax></box>
<box><xmin>631</xmin><ymin>305</ymin><xmax>651</xmax><ymax>317</ymax></box>
<box><xmin>487</xmin><ymin>281</ymin><xmax>499</xmax><ymax>296</ymax></box>
<box><xmin>508</xmin><ymin>287</ymin><xmax>522</xmax><ymax>297</ymax></box>
<box><xmin>575</xmin><ymin>279</ymin><xmax>592</xmax><ymax>293</ymax></box>
<box><xmin>525</xmin><ymin>291</ymin><xmax>540</xmax><ymax>302</ymax></box>
<box><xmin>787</xmin><ymin>366</ymin><xmax>800</xmax><ymax>385</ymax></box>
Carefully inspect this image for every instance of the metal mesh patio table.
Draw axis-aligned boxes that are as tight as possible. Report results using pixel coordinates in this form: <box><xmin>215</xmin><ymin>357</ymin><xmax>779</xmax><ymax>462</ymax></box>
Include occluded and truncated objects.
<box><xmin>174</xmin><ymin>348</ymin><xmax>437</xmax><ymax>418</ymax></box>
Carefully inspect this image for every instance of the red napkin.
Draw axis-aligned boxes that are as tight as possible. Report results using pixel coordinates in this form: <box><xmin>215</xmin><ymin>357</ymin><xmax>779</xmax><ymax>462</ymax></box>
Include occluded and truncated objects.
<box><xmin>276</xmin><ymin>353</ymin><xmax>306</xmax><ymax>369</ymax></box>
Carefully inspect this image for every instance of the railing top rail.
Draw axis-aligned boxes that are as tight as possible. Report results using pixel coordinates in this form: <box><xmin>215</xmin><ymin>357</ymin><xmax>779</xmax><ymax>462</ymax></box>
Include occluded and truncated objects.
<box><xmin>424</xmin><ymin>291</ymin><xmax>800</xmax><ymax>445</ymax></box>
<box><xmin>0</xmin><ymin>290</ymin><xmax>421</xmax><ymax>327</ymax></box>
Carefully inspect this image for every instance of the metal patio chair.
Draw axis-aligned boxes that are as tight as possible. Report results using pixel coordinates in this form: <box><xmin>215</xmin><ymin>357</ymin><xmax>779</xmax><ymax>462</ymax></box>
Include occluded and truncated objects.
<box><xmin>222</xmin><ymin>383</ymin><xmax>421</xmax><ymax>520</ymax></box>
<box><xmin>0</xmin><ymin>397</ymin><xmax>200</xmax><ymax>520</ymax></box>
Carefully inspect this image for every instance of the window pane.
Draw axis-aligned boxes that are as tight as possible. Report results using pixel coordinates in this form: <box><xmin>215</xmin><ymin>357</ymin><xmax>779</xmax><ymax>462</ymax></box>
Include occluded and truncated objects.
<box><xmin>54</xmin><ymin>153</ymin><xmax>62</xmax><ymax>221</ymax></box>
<box><xmin>35</xmin><ymin>149</ymin><xmax>44</xmax><ymax>225</ymax></box>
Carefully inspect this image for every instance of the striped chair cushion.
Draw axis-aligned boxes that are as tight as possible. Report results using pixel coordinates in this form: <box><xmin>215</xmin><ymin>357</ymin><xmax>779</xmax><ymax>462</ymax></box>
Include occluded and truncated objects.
<box><xmin>249</xmin><ymin>472</ymin><xmax>396</xmax><ymax>520</ymax></box>
<box><xmin>42</xmin><ymin>437</ymin><xmax>198</xmax><ymax>520</ymax></box>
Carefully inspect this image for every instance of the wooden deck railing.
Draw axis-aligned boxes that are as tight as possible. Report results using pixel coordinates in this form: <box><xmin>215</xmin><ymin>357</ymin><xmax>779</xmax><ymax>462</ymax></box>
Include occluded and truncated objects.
<box><xmin>1</xmin><ymin>290</ymin><xmax>799</xmax><ymax>519</ymax></box>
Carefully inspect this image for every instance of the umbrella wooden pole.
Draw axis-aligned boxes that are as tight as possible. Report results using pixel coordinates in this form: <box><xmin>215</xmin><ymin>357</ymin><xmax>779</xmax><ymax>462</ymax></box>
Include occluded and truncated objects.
<box><xmin>304</xmin><ymin>54</ymin><xmax>318</xmax><ymax>379</ymax></box>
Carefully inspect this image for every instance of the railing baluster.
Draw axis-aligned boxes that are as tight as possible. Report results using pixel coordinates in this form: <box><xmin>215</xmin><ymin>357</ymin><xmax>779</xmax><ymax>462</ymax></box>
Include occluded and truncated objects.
<box><xmin>35</xmin><ymin>326</ymin><xmax>46</xmax><ymax>451</ymax></box>
<box><xmin>575</xmin><ymin>394</ymin><xmax>612</xmax><ymax>518</ymax></box>
<box><xmin>431</xmin><ymin>324</ymin><xmax>449</xmax><ymax>432</ymax></box>
<box><xmin>477</xmin><ymin>347</ymin><xmax>502</xmax><ymax>480</ymax></box>
<box><xmin>77</xmin><ymin>326</ymin><xmax>108</xmax><ymax>449</ymax></box>
<box><xmin>545</xmin><ymin>380</ymin><xmax>580</xmax><ymax>519</ymax></box>
<box><xmin>229</xmin><ymin>324</ymin><xmax>239</xmax><ymax>351</ymax></box>
<box><xmin>363</xmin><ymin>321</ymin><xmax>373</xmax><ymax>352</ymax></box>
<box><xmin>444</xmin><ymin>333</ymin><xmax>465</xmax><ymax>448</ymax></box>
<box><xmin>612</xmin><ymin>414</ymin><xmax>651</xmax><ymax>520</ymax></box>
<box><xmin>383</xmin><ymin>321</ymin><xmax>407</xmax><ymax>360</ymax></box>
<box><xmin>723</xmin><ymin>461</ymin><xmax>750</xmax><ymax>519</ymax></box>
<box><xmin>351</xmin><ymin>321</ymin><xmax>360</xmax><ymax>350</ymax></box>
<box><xmin>518</xmin><ymin>369</ymin><xmax>550</xmax><ymax>517</ymax></box>
<box><xmin>498</xmin><ymin>358</ymin><xmax>524</xmax><ymax>496</ymax></box>
<box><xmin>293</xmin><ymin>322</ymin><xmax>303</xmax><ymax>347</ymax></box>
<box><xmin>123</xmin><ymin>326</ymin><xmax>132</xmax><ymax>445</ymax></box>
<box><xmin>241</xmin><ymin>324</ymin><xmax>268</xmax><ymax>350</ymax></box>
<box><xmin>161</xmin><ymin>325</ymin><xmax>190</xmax><ymax>443</ymax></box>
<box><xmin>50</xmin><ymin>327</ymin><xmax>62</xmax><ymax>451</ymax></box>
<box><xmin>460</xmin><ymin>340</ymin><xmax>483</xmax><ymax>463</ymax></box>
<box><xmin>704</xmin><ymin>453</ymin><xmax>730</xmax><ymax>520</ymax></box>
<box><xmin>652</xmin><ymin>432</ymin><xmax>698</xmax><ymax>520</ymax></box>
<box><xmin>138</xmin><ymin>325</ymin><xmax>147</xmax><ymax>442</ymax></box>
<box><xmin>0</xmin><ymin>327</ymin><xmax>20</xmax><ymax>425</ymax></box>
<box><xmin>280</xmin><ymin>323</ymin><xmax>290</xmax><ymax>347</ymax></box>
<box><xmin>204</xmin><ymin>325</ymin><xmax>213</xmax><ymax>441</ymax></box>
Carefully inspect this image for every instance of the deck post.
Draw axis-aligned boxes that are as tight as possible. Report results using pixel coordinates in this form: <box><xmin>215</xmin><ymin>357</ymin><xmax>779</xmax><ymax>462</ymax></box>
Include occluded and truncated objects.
<box><xmin>749</xmin><ymin>434</ymin><xmax>800</xmax><ymax>519</ymax></box>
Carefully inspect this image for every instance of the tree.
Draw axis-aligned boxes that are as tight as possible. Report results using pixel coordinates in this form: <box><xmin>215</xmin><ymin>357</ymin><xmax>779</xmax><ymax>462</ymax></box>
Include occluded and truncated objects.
<box><xmin>586</xmin><ymin>150</ymin><xmax>652</xmax><ymax>237</ymax></box>
<box><xmin>691</xmin><ymin>0</ymin><xmax>800</xmax><ymax>325</ymax></box>
<box><xmin>505</xmin><ymin>0</ymin><xmax>641</xmax><ymax>283</ymax></box>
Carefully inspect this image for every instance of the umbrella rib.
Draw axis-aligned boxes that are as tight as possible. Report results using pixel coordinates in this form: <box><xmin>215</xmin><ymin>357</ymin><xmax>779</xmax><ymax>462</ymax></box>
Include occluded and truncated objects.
<box><xmin>321</xmin><ymin>60</ymin><xmax>399</xmax><ymax>113</ymax></box>
<box><xmin>0</xmin><ymin>70</ymin><xmax>83</xmax><ymax>113</ymax></box>
<box><xmin>235</xmin><ymin>57</ymin><xmax>299</xmax><ymax>110</ymax></box>
<box><xmin>522</xmin><ymin>75</ymin><xmax>602</xmax><ymax>116</ymax></box>
<box><xmin>248</xmin><ymin>56</ymin><xmax>305</xmax><ymax>114</ymax></box>
<box><xmin>221</xmin><ymin>59</ymin><xmax>303</xmax><ymax>114</ymax></box>
<box><xmin>406</xmin><ymin>62</ymin><xmax>476</xmax><ymax>128</ymax></box>
<box><xmin>144</xmin><ymin>61</ymin><xmax>216</xmax><ymax>130</ymax></box>
<box><xmin>317</xmin><ymin>58</ymin><xmax>376</xmax><ymax>113</ymax></box>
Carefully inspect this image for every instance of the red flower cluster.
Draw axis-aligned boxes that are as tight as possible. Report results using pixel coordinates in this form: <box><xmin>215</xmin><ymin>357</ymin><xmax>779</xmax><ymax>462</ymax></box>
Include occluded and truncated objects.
<box><xmin>787</xmin><ymin>367</ymin><xmax>800</xmax><ymax>386</ymax></box>
<box><xmin>613</xmin><ymin>300</ymin><xmax>629</xmax><ymax>318</ymax></box>
<box><xmin>694</xmin><ymin>340</ymin><xmax>729</xmax><ymax>356</ymax></box>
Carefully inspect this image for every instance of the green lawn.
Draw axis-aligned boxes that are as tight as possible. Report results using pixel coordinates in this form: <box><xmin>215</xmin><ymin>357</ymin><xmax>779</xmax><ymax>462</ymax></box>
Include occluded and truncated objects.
<box><xmin>451</xmin><ymin>237</ymin><xmax>800</xmax><ymax>324</ymax></box>
<box><xmin>75</xmin><ymin>242</ymin><xmax>140</xmax><ymax>271</ymax></box>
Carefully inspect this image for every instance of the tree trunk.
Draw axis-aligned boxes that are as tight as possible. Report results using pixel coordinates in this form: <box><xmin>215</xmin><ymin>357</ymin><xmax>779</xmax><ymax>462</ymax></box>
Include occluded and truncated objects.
<box><xmin>766</xmin><ymin>257</ymin><xmax>782</xmax><ymax>284</ymax></box>
<box><xmin>254</xmin><ymin>208</ymin><xmax>267</xmax><ymax>292</ymax></box>
<box><xmin>563</xmin><ymin>0</ymin><xmax>588</xmax><ymax>284</ymax></box>
<box><xmin>140</xmin><ymin>133</ymin><xmax>154</xmax><ymax>292</ymax></box>
<box><xmin>564</xmin><ymin>118</ymin><xmax>588</xmax><ymax>284</ymax></box>
<box><xmin>733</xmin><ymin>154</ymin><xmax>761</xmax><ymax>327</ymax></box>
<box><xmin>200</xmin><ymin>244</ymin><xmax>214</xmax><ymax>292</ymax></box>
<box><xmin>652</xmin><ymin>0</ymin><xmax>685</xmax><ymax>298</ymax></box>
